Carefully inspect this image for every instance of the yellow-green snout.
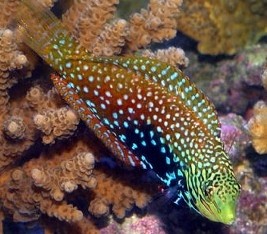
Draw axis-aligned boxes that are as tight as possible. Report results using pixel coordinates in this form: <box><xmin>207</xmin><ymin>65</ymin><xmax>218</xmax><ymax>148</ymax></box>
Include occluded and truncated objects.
<box><xmin>196</xmin><ymin>193</ymin><xmax>238</xmax><ymax>224</ymax></box>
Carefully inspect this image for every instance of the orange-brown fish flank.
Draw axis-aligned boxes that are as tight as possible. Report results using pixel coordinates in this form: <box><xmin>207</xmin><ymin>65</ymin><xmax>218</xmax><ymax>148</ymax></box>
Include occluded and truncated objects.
<box><xmin>51</xmin><ymin>73</ymin><xmax>142</xmax><ymax>167</ymax></box>
<box><xmin>17</xmin><ymin>0</ymin><xmax>241</xmax><ymax>225</ymax></box>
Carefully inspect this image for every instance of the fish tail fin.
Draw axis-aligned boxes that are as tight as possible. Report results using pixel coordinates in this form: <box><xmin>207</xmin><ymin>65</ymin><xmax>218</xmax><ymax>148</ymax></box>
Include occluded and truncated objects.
<box><xmin>16</xmin><ymin>0</ymin><xmax>70</xmax><ymax>61</ymax></box>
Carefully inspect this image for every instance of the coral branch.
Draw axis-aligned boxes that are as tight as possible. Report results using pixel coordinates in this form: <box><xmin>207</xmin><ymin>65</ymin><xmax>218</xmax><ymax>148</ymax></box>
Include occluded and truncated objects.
<box><xmin>33</xmin><ymin>107</ymin><xmax>79</xmax><ymax>144</ymax></box>
<box><xmin>126</xmin><ymin>0</ymin><xmax>183</xmax><ymax>51</ymax></box>
<box><xmin>176</xmin><ymin>0</ymin><xmax>267</xmax><ymax>55</ymax></box>
<box><xmin>248</xmin><ymin>67</ymin><xmax>267</xmax><ymax>154</ymax></box>
<box><xmin>142</xmin><ymin>47</ymin><xmax>189</xmax><ymax>68</ymax></box>
<box><xmin>248</xmin><ymin>101</ymin><xmax>267</xmax><ymax>154</ymax></box>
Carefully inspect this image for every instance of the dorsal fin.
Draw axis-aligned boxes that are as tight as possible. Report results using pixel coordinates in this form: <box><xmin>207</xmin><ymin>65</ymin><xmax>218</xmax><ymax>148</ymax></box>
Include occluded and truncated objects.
<box><xmin>77</xmin><ymin>55</ymin><xmax>221</xmax><ymax>138</ymax></box>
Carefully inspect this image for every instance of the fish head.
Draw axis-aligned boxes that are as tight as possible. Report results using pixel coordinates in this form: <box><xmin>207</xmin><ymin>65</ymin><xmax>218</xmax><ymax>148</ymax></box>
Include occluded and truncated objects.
<box><xmin>194</xmin><ymin>170</ymin><xmax>241</xmax><ymax>224</ymax></box>
<box><xmin>180</xmin><ymin>145</ymin><xmax>241</xmax><ymax>225</ymax></box>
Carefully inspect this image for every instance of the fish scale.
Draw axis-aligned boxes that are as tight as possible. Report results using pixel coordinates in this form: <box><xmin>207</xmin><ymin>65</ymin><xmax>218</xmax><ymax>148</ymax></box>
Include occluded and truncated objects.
<box><xmin>17</xmin><ymin>0</ymin><xmax>240</xmax><ymax>225</ymax></box>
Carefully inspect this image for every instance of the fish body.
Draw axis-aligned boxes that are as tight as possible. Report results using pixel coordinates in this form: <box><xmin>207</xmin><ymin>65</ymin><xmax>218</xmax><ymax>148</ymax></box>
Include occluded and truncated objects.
<box><xmin>17</xmin><ymin>0</ymin><xmax>240</xmax><ymax>224</ymax></box>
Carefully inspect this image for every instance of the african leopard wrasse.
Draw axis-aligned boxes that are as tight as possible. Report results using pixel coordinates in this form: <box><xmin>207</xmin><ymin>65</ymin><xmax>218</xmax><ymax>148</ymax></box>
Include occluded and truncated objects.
<box><xmin>17</xmin><ymin>0</ymin><xmax>240</xmax><ymax>224</ymax></box>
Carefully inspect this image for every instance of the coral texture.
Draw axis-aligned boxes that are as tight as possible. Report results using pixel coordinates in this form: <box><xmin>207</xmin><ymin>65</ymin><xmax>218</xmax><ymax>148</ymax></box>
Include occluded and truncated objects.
<box><xmin>142</xmin><ymin>47</ymin><xmax>189</xmax><ymax>68</ymax></box>
<box><xmin>0</xmin><ymin>0</ymin><xmax>19</xmax><ymax>28</ymax></box>
<box><xmin>219</xmin><ymin>114</ymin><xmax>250</xmax><ymax>164</ymax></box>
<box><xmin>62</xmin><ymin>0</ymin><xmax>185</xmax><ymax>56</ymax></box>
<box><xmin>248</xmin><ymin>101</ymin><xmax>267</xmax><ymax>155</ymax></box>
<box><xmin>184</xmin><ymin>45</ymin><xmax>267</xmax><ymax>114</ymax></box>
<box><xmin>100</xmin><ymin>214</ymin><xmax>166</xmax><ymax>234</ymax></box>
<box><xmin>0</xmin><ymin>29</ymin><xmax>28</xmax><ymax>108</ymax></box>
<box><xmin>247</xmin><ymin>66</ymin><xmax>267</xmax><ymax>154</ymax></box>
<box><xmin>176</xmin><ymin>0</ymin><xmax>267</xmax><ymax>55</ymax></box>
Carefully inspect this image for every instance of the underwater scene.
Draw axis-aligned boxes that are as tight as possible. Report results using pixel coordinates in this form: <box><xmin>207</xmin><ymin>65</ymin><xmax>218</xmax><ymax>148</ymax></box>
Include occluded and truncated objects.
<box><xmin>0</xmin><ymin>0</ymin><xmax>266</xmax><ymax>233</ymax></box>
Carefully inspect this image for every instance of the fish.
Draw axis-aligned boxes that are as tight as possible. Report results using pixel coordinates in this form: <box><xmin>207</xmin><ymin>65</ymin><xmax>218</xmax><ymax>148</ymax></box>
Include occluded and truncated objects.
<box><xmin>17</xmin><ymin>0</ymin><xmax>241</xmax><ymax>224</ymax></box>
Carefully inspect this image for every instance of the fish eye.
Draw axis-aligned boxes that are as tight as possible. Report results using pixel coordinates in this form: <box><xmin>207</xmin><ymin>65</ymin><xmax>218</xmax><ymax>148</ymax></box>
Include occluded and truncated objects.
<box><xmin>204</xmin><ymin>187</ymin><xmax>211</xmax><ymax>197</ymax></box>
<box><xmin>202</xmin><ymin>182</ymin><xmax>214</xmax><ymax>199</ymax></box>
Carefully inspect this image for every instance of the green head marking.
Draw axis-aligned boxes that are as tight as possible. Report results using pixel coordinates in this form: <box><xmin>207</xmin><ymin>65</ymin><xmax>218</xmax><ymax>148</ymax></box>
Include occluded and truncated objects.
<box><xmin>182</xmin><ymin>139</ymin><xmax>241</xmax><ymax>224</ymax></box>
<box><xmin>195</xmin><ymin>170</ymin><xmax>240</xmax><ymax>224</ymax></box>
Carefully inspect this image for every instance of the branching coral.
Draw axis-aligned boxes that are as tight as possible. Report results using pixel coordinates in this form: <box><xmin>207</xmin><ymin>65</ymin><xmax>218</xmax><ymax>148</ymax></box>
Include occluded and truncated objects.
<box><xmin>0</xmin><ymin>0</ymin><xmax>19</xmax><ymax>28</ymax></box>
<box><xmin>62</xmin><ymin>0</ymin><xmax>186</xmax><ymax>61</ymax></box>
<box><xmin>0</xmin><ymin>29</ymin><xmax>28</xmax><ymax>108</ymax></box>
<box><xmin>0</xmin><ymin>135</ymin><xmax>156</xmax><ymax>232</ymax></box>
<box><xmin>0</xmin><ymin>84</ymin><xmax>68</xmax><ymax>170</ymax></box>
<box><xmin>0</xmin><ymin>137</ymin><xmax>93</xmax><ymax>223</ymax></box>
<box><xmin>62</xmin><ymin>0</ymin><xmax>120</xmax><ymax>54</ymax></box>
<box><xmin>176</xmin><ymin>0</ymin><xmax>267</xmax><ymax>55</ymax></box>
<box><xmin>89</xmin><ymin>167</ymin><xmax>153</xmax><ymax>219</ymax></box>
<box><xmin>142</xmin><ymin>46</ymin><xmax>189</xmax><ymax>68</ymax></box>
<box><xmin>248</xmin><ymin>100</ymin><xmax>267</xmax><ymax>155</ymax></box>
<box><xmin>125</xmin><ymin>0</ymin><xmax>183</xmax><ymax>51</ymax></box>
<box><xmin>0</xmin><ymin>21</ymin><xmax>36</xmax><ymax>170</ymax></box>
<box><xmin>30</xmin><ymin>151</ymin><xmax>96</xmax><ymax>201</ymax></box>
<box><xmin>248</xmin><ymin>66</ymin><xmax>267</xmax><ymax>154</ymax></box>
<box><xmin>33</xmin><ymin>107</ymin><xmax>79</xmax><ymax>144</ymax></box>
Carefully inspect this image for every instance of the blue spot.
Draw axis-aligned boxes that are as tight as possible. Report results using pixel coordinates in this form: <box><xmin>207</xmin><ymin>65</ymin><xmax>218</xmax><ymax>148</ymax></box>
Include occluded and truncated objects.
<box><xmin>141</xmin><ymin>65</ymin><xmax>146</xmax><ymax>71</ymax></box>
<box><xmin>100</xmin><ymin>103</ymin><xmax>106</xmax><ymax>110</ymax></box>
<box><xmin>151</xmin><ymin>66</ymin><xmax>157</xmax><ymax>72</ymax></box>
<box><xmin>112</xmin><ymin>112</ymin><xmax>118</xmax><ymax>119</ymax></box>
<box><xmin>132</xmin><ymin>143</ymin><xmax>138</xmax><ymax>150</ymax></box>
<box><xmin>160</xmin><ymin>137</ymin><xmax>166</xmax><ymax>144</ymax></box>
<box><xmin>123</xmin><ymin>121</ymin><xmax>129</xmax><ymax>128</ymax></box>
<box><xmin>161</xmin><ymin>67</ymin><xmax>170</xmax><ymax>76</ymax></box>
<box><xmin>177</xmin><ymin>169</ymin><xmax>183</xmax><ymax>176</ymax></box>
<box><xmin>141</xmin><ymin>140</ymin><xmax>147</xmax><ymax>146</ymax></box>
<box><xmin>88</xmin><ymin>76</ymin><xmax>94</xmax><ymax>82</ymax></box>
<box><xmin>166</xmin><ymin>157</ymin><xmax>170</xmax><ymax>164</ymax></box>
<box><xmin>91</xmin><ymin>107</ymin><xmax>97</xmax><ymax>113</ymax></box>
<box><xmin>161</xmin><ymin>147</ymin><xmax>166</xmax><ymax>154</ymax></box>
<box><xmin>119</xmin><ymin>134</ymin><xmax>126</xmax><ymax>142</ymax></box>
<box><xmin>85</xmin><ymin>100</ymin><xmax>91</xmax><ymax>107</ymax></box>
<box><xmin>66</xmin><ymin>62</ymin><xmax>72</xmax><ymax>68</ymax></box>
<box><xmin>170</xmin><ymin>72</ymin><xmax>178</xmax><ymax>80</ymax></box>
<box><xmin>128</xmin><ymin>107</ymin><xmax>134</xmax><ymax>114</ymax></box>
<box><xmin>67</xmin><ymin>82</ymin><xmax>75</xmax><ymax>89</ymax></box>
<box><xmin>59</xmin><ymin>39</ymin><xmax>65</xmax><ymax>45</ymax></box>
<box><xmin>133</xmin><ymin>120</ymin><xmax>139</xmax><ymax>125</ymax></box>
<box><xmin>103</xmin><ymin>118</ymin><xmax>110</xmax><ymax>125</ymax></box>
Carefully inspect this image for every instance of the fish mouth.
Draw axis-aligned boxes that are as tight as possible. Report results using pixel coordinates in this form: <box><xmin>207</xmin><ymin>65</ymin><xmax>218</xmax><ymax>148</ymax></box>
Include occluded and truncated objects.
<box><xmin>201</xmin><ymin>199</ymin><xmax>218</xmax><ymax>221</ymax></box>
<box><xmin>198</xmin><ymin>199</ymin><xmax>234</xmax><ymax>224</ymax></box>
